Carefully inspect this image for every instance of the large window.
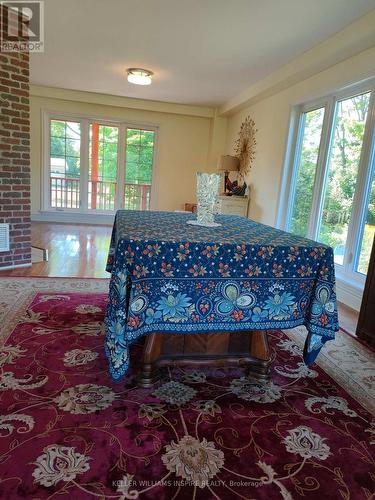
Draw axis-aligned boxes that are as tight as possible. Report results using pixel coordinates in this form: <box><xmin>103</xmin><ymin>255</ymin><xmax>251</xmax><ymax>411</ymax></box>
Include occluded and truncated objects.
<box><xmin>281</xmin><ymin>82</ymin><xmax>375</xmax><ymax>284</ymax></box>
<box><xmin>44</xmin><ymin>114</ymin><xmax>157</xmax><ymax>212</ymax></box>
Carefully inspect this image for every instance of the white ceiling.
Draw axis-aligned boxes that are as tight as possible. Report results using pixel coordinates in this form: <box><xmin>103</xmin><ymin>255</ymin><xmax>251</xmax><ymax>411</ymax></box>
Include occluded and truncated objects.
<box><xmin>30</xmin><ymin>0</ymin><xmax>375</xmax><ymax>107</ymax></box>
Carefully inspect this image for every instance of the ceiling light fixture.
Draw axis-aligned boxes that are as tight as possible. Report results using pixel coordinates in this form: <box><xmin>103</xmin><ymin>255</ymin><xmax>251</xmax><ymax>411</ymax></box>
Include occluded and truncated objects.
<box><xmin>127</xmin><ymin>68</ymin><xmax>153</xmax><ymax>86</ymax></box>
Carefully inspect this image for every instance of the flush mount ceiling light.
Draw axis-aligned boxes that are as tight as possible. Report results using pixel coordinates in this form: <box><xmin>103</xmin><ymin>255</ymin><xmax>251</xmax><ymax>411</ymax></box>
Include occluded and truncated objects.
<box><xmin>127</xmin><ymin>68</ymin><xmax>153</xmax><ymax>85</ymax></box>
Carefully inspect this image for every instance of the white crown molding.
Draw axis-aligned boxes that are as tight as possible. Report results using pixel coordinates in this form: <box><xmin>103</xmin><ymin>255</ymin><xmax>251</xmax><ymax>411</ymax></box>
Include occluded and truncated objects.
<box><xmin>30</xmin><ymin>85</ymin><xmax>216</xmax><ymax>119</ymax></box>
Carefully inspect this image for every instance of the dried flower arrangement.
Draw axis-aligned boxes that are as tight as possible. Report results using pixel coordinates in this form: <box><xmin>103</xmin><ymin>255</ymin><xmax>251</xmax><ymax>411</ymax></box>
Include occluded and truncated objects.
<box><xmin>234</xmin><ymin>116</ymin><xmax>257</xmax><ymax>180</ymax></box>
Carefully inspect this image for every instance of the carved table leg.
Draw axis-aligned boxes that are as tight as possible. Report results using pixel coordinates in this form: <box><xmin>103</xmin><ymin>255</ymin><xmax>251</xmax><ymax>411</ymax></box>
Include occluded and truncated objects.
<box><xmin>247</xmin><ymin>330</ymin><xmax>271</xmax><ymax>381</ymax></box>
<box><xmin>138</xmin><ymin>333</ymin><xmax>163</xmax><ymax>388</ymax></box>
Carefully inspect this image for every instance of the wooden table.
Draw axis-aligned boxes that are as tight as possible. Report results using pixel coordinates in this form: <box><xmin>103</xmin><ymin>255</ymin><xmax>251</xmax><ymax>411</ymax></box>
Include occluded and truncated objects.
<box><xmin>105</xmin><ymin>210</ymin><xmax>339</xmax><ymax>383</ymax></box>
<box><xmin>138</xmin><ymin>330</ymin><xmax>270</xmax><ymax>387</ymax></box>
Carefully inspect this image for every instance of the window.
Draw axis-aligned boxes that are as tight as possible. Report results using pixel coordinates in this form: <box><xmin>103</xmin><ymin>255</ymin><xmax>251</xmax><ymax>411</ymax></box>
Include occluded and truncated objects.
<box><xmin>88</xmin><ymin>123</ymin><xmax>119</xmax><ymax>211</ymax></box>
<box><xmin>281</xmin><ymin>81</ymin><xmax>375</xmax><ymax>284</ymax></box>
<box><xmin>289</xmin><ymin>107</ymin><xmax>325</xmax><ymax>236</ymax></box>
<box><xmin>357</xmin><ymin>157</ymin><xmax>375</xmax><ymax>274</ymax></box>
<box><xmin>45</xmin><ymin>114</ymin><xmax>157</xmax><ymax>212</ymax></box>
<box><xmin>125</xmin><ymin>128</ymin><xmax>154</xmax><ymax>210</ymax></box>
<box><xmin>317</xmin><ymin>93</ymin><xmax>370</xmax><ymax>265</ymax></box>
<box><xmin>50</xmin><ymin>119</ymin><xmax>81</xmax><ymax>208</ymax></box>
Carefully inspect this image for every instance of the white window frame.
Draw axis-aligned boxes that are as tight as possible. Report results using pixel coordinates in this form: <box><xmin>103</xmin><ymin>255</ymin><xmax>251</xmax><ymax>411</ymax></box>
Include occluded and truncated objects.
<box><xmin>42</xmin><ymin>110</ymin><xmax>159</xmax><ymax>214</ymax></box>
<box><xmin>278</xmin><ymin>78</ymin><xmax>375</xmax><ymax>289</ymax></box>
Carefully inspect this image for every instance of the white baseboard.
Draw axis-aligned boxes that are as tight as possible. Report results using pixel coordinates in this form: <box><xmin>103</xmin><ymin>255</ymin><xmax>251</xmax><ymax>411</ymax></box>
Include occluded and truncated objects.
<box><xmin>336</xmin><ymin>278</ymin><xmax>363</xmax><ymax>311</ymax></box>
<box><xmin>31</xmin><ymin>246</ymin><xmax>48</xmax><ymax>263</ymax></box>
<box><xmin>32</xmin><ymin>211</ymin><xmax>114</xmax><ymax>225</ymax></box>
<box><xmin>0</xmin><ymin>262</ymin><xmax>32</xmax><ymax>271</ymax></box>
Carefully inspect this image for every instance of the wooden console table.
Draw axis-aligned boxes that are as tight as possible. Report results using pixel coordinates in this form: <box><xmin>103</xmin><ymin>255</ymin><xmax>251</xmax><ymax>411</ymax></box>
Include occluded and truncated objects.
<box><xmin>138</xmin><ymin>330</ymin><xmax>271</xmax><ymax>387</ymax></box>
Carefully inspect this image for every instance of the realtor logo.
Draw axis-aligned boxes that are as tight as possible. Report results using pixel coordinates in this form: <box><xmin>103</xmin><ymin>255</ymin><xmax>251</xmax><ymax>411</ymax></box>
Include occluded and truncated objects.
<box><xmin>1</xmin><ymin>1</ymin><xmax>44</xmax><ymax>52</ymax></box>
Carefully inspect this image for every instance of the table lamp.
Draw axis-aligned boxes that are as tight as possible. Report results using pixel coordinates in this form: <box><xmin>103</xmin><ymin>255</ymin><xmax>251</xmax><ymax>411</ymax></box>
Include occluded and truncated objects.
<box><xmin>217</xmin><ymin>155</ymin><xmax>240</xmax><ymax>194</ymax></box>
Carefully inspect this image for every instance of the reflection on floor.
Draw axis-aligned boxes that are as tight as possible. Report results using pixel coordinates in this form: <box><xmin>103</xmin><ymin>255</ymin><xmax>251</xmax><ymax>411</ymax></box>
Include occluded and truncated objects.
<box><xmin>0</xmin><ymin>221</ymin><xmax>360</xmax><ymax>334</ymax></box>
<box><xmin>0</xmin><ymin>222</ymin><xmax>112</xmax><ymax>279</ymax></box>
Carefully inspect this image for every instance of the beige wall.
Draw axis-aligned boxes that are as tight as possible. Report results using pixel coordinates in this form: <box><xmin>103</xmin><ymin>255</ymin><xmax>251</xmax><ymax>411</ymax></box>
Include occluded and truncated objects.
<box><xmin>30</xmin><ymin>87</ymin><xmax>227</xmax><ymax>215</ymax></box>
<box><xmin>225</xmin><ymin>46</ymin><xmax>375</xmax><ymax>226</ymax></box>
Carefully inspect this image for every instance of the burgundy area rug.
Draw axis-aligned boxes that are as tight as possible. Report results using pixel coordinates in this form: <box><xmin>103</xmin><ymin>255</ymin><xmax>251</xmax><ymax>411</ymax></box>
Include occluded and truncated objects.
<box><xmin>0</xmin><ymin>292</ymin><xmax>374</xmax><ymax>500</ymax></box>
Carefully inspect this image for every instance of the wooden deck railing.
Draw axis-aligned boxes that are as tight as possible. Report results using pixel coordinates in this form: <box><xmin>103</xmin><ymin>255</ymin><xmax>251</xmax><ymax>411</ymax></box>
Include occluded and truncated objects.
<box><xmin>50</xmin><ymin>177</ymin><xmax>80</xmax><ymax>209</ymax></box>
<box><xmin>88</xmin><ymin>179</ymin><xmax>117</xmax><ymax>210</ymax></box>
<box><xmin>50</xmin><ymin>177</ymin><xmax>151</xmax><ymax>210</ymax></box>
<box><xmin>124</xmin><ymin>182</ymin><xmax>151</xmax><ymax>211</ymax></box>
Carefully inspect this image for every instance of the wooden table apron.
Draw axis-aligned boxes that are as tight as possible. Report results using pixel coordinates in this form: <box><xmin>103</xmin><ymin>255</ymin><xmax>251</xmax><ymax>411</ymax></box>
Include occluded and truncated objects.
<box><xmin>139</xmin><ymin>330</ymin><xmax>271</xmax><ymax>388</ymax></box>
<box><xmin>104</xmin><ymin>210</ymin><xmax>339</xmax><ymax>383</ymax></box>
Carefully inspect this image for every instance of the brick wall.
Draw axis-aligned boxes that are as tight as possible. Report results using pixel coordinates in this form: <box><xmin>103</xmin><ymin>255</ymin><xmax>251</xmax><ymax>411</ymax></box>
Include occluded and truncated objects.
<box><xmin>0</xmin><ymin>5</ymin><xmax>31</xmax><ymax>269</ymax></box>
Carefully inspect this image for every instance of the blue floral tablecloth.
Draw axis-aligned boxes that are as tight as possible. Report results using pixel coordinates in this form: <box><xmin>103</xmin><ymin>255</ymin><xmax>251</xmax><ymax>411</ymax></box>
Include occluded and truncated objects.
<box><xmin>105</xmin><ymin>210</ymin><xmax>339</xmax><ymax>381</ymax></box>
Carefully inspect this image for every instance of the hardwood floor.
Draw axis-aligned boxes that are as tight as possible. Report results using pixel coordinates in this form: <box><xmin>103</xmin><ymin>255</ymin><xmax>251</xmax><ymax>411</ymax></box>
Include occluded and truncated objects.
<box><xmin>0</xmin><ymin>222</ymin><xmax>360</xmax><ymax>334</ymax></box>
<box><xmin>0</xmin><ymin>222</ymin><xmax>112</xmax><ymax>278</ymax></box>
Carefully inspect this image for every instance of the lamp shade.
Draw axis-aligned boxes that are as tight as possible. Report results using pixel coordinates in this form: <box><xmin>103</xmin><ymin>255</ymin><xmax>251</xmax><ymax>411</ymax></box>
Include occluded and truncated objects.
<box><xmin>217</xmin><ymin>155</ymin><xmax>239</xmax><ymax>172</ymax></box>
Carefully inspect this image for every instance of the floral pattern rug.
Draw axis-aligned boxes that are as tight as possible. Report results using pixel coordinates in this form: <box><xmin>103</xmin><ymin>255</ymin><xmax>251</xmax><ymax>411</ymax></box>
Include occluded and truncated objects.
<box><xmin>0</xmin><ymin>279</ymin><xmax>374</xmax><ymax>499</ymax></box>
